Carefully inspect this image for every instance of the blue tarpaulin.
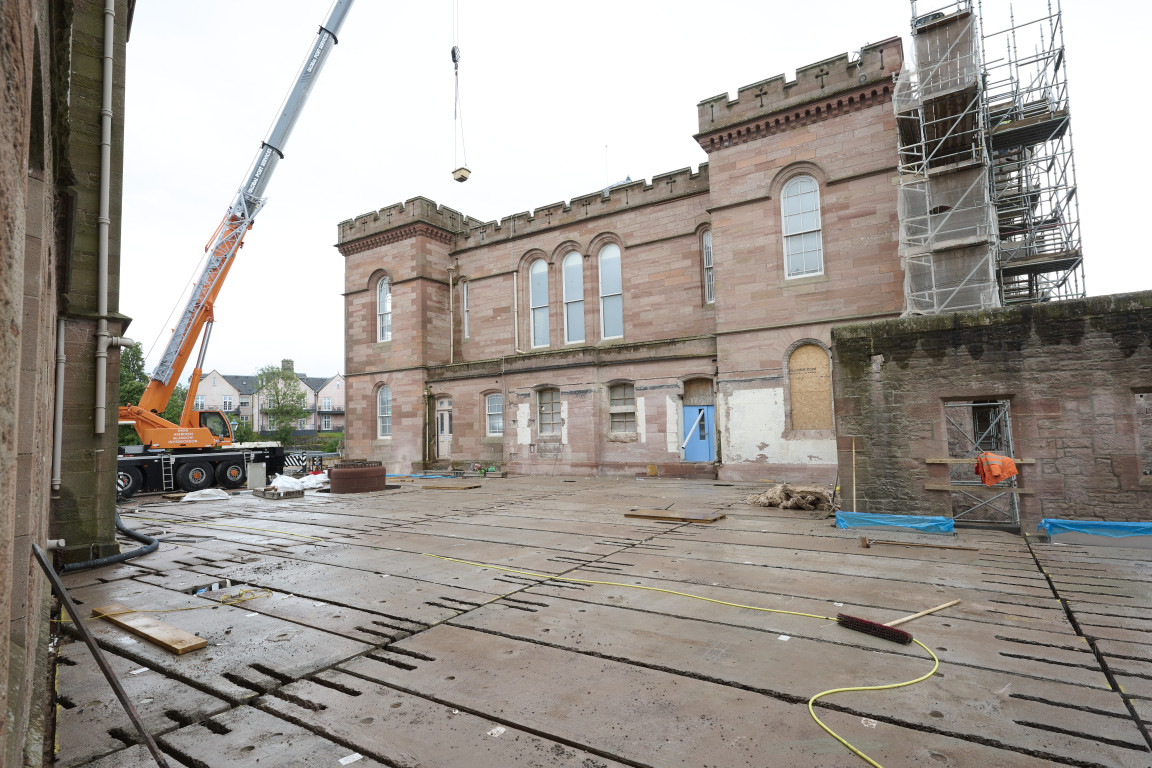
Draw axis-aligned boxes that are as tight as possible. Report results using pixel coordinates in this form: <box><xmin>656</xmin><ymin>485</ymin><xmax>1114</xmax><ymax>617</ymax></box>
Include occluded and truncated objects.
<box><xmin>835</xmin><ymin>512</ymin><xmax>954</xmax><ymax>534</ymax></box>
<box><xmin>1038</xmin><ymin>519</ymin><xmax>1152</xmax><ymax>538</ymax></box>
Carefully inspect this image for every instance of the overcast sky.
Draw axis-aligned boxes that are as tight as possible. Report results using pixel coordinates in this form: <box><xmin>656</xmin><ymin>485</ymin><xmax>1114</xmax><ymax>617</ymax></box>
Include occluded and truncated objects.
<box><xmin>120</xmin><ymin>0</ymin><xmax>1149</xmax><ymax>381</ymax></box>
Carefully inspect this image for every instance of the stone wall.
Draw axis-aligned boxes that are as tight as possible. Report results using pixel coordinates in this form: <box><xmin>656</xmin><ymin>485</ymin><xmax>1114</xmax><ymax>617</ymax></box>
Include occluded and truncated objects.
<box><xmin>831</xmin><ymin>292</ymin><xmax>1152</xmax><ymax>530</ymax></box>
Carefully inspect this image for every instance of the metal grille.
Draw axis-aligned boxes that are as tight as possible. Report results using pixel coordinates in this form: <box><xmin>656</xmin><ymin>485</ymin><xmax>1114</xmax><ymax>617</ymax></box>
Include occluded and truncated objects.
<box><xmin>944</xmin><ymin>399</ymin><xmax>1019</xmax><ymax>525</ymax></box>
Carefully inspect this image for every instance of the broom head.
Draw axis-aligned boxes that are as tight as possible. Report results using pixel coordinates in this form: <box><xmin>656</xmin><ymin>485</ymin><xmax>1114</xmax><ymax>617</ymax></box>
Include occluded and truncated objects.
<box><xmin>837</xmin><ymin>613</ymin><xmax>913</xmax><ymax>644</ymax></box>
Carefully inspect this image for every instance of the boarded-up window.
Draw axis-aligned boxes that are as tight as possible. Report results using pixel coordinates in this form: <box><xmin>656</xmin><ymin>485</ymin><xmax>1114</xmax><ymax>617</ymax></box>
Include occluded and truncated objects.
<box><xmin>683</xmin><ymin>379</ymin><xmax>714</xmax><ymax>406</ymax></box>
<box><xmin>788</xmin><ymin>345</ymin><xmax>832</xmax><ymax>430</ymax></box>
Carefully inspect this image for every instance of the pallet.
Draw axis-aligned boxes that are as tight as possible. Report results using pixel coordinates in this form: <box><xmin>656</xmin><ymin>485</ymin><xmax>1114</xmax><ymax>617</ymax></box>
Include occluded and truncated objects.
<box><xmin>625</xmin><ymin>509</ymin><xmax>726</xmax><ymax>524</ymax></box>
<box><xmin>253</xmin><ymin>487</ymin><xmax>304</xmax><ymax>500</ymax></box>
<box><xmin>92</xmin><ymin>603</ymin><xmax>206</xmax><ymax>655</ymax></box>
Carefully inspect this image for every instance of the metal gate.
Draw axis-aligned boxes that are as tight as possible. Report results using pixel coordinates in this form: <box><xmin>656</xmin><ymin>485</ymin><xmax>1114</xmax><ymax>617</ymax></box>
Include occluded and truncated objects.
<box><xmin>944</xmin><ymin>400</ymin><xmax>1020</xmax><ymax>526</ymax></box>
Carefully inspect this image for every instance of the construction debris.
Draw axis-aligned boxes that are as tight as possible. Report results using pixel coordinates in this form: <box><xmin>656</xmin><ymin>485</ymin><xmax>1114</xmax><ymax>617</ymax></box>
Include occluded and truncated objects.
<box><xmin>624</xmin><ymin>509</ymin><xmax>725</xmax><ymax>523</ymax></box>
<box><xmin>91</xmin><ymin>603</ymin><xmax>207</xmax><ymax>655</ymax></box>
<box><xmin>745</xmin><ymin>483</ymin><xmax>835</xmax><ymax>511</ymax></box>
<box><xmin>859</xmin><ymin>537</ymin><xmax>978</xmax><ymax>551</ymax></box>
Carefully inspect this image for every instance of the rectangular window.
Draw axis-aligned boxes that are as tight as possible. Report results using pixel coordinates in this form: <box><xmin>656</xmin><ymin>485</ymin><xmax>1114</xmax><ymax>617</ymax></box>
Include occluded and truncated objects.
<box><xmin>267</xmin><ymin>417</ymin><xmax>275</xmax><ymax>430</ymax></box>
<box><xmin>322</xmin><ymin>415</ymin><xmax>331</xmax><ymax>430</ymax></box>
<box><xmin>323</xmin><ymin>397</ymin><xmax>331</xmax><ymax>410</ymax></box>
<box><xmin>486</xmin><ymin>393</ymin><xmax>503</xmax><ymax>436</ymax></box>
<box><xmin>538</xmin><ymin>389</ymin><xmax>561</xmax><ymax>435</ymax></box>
<box><xmin>563</xmin><ymin>252</ymin><xmax>584</xmax><ymax>344</ymax></box>
<box><xmin>240</xmin><ymin>398</ymin><xmax>249</xmax><ymax>407</ymax></box>
<box><xmin>599</xmin><ymin>244</ymin><xmax>623</xmax><ymax>339</ymax></box>
<box><xmin>239</xmin><ymin>415</ymin><xmax>249</xmax><ymax>423</ymax></box>
<box><xmin>223</xmin><ymin>396</ymin><xmax>233</xmax><ymax>410</ymax></box>
<box><xmin>462</xmin><ymin>281</ymin><xmax>470</xmax><ymax>339</ymax></box>
<box><xmin>703</xmin><ymin>231</ymin><xmax>714</xmax><ymax>303</ymax></box>
<box><xmin>609</xmin><ymin>383</ymin><xmax>636</xmax><ymax>433</ymax></box>
<box><xmin>193</xmin><ymin>395</ymin><xmax>204</xmax><ymax>410</ymax></box>
<box><xmin>298</xmin><ymin>418</ymin><xmax>305</xmax><ymax>429</ymax></box>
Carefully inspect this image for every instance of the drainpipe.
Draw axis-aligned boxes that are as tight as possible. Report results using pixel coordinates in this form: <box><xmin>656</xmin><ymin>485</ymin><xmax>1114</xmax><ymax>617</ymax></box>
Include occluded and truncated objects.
<box><xmin>51</xmin><ymin>319</ymin><xmax>66</xmax><ymax>491</ymax></box>
<box><xmin>93</xmin><ymin>0</ymin><xmax>134</xmax><ymax>434</ymax></box>
<box><xmin>448</xmin><ymin>265</ymin><xmax>455</xmax><ymax>364</ymax></box>
<box><xmin>512</xmin><ymin>272</ymin><xmax>520</xmax><ymax>353</ymax></box>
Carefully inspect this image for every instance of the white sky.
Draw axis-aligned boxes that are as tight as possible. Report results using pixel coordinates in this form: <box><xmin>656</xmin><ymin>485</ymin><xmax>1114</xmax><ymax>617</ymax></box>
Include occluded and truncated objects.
<box><xmin>120</xmin><ymin>0</ymin><xmax>1151</xmax><ymax>382</ymax></box>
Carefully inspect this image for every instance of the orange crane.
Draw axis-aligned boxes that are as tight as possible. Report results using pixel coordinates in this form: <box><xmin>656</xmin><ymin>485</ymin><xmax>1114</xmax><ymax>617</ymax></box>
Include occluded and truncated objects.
<box><xmin>116</xmin><ymin>0</ymin><xmax>354</xmax><ymax>495</ymax></box>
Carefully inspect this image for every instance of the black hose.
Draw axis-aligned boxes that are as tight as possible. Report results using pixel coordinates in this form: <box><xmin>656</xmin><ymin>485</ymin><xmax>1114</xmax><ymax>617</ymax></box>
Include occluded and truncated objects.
<box><xmin>60</xmin><ymin>512</ymin><xmax>159</xmax><ymax>573</ymax></box>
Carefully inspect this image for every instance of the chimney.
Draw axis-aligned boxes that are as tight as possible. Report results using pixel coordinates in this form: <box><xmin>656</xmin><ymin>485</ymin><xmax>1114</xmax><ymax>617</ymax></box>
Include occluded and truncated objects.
<box><xmin>281</xmin><ymin>359</ymin><xmax>294</xmax><ymax>373</ymax></box>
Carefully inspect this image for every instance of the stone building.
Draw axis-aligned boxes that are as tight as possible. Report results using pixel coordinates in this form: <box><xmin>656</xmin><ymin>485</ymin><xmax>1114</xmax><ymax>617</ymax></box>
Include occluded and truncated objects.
<box><xmin>1</xmin><ymin>0</ymin><xmax>133</xmax><ymax>762</ymax></box>
<box><xmin>338</xmin><ymin>38</ymin><xmax>906</xmax><ymax>481</ymax></box>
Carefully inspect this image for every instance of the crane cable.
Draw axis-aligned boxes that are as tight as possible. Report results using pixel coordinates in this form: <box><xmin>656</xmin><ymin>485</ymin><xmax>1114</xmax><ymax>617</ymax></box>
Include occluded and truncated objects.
<box><xmin>451</xmin><ymin>0</ymin><xmax>467</xmax><ymax>171</ymax></box>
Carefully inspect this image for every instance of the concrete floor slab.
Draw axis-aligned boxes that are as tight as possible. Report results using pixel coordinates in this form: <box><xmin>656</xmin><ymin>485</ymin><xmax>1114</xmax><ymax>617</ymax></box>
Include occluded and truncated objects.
<box><xmin>260</xmin><ymin>669</ymin><xmax>631</xmax><ymax>768</ymax></box>
<box><xmin>63</xmin><ymin>579</ymin><xmax>371</xmax><ymax>703</ymax></box>
<box><xmin>343</xmin><ymin>624</ymin><xmax>1119</xmax><ymax>768</ymax></box>
<box><xmin>55</xmin><ymin>641</ymin><xmax>228</xmax><ymax>766</ymax></box>
<box><xmin>157</xmin><ymin>705</ymin><xmax>390</xmax><ymax>768</ymax></box>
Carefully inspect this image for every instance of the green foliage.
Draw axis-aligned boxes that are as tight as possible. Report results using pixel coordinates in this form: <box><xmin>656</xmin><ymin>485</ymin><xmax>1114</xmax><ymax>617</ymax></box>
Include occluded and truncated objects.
<box><xmin>118</xmin><ymin>343</ymin><xmax>149</xmax><ymax>445</ymax></box>
<box><xmin>232</xmin><ymin>421</ymin><xmax>258</xmax><ymax>443</ymax></box>
<box><xmin>321</xmin><ymin>434</ymin><xmax>344</xmax><ymax>453</ymax></box>
<box><xmin>256</xmin><ymin>363</ymin><xmax>308</xmax><ymax>445</ymax></box>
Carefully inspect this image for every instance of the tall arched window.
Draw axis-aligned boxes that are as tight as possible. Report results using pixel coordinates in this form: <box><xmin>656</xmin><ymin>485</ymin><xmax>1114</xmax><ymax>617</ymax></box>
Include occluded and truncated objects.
<box><xmin>782</xmin><ymin>176</ymin><xmax>823</xmax><ymax>278</ymax></box>
<box><xmin>377</xmin><ymin>277</ymin><xmax>392</xmax><ymax>342</ymax></box>
<box><xmin>377</xmin><ymin>385</ymin><xmax>392</xmax><ymax>437</ymax></box>
<box><xmin>702</xmin><ymin>230</ymin><xmax>714</xmax><ymax>304</ymax></box>
<box><xmin>598</xmin><ymin>243</ymin><xmax>623</xmax><ymax>339</ymax></box>
<box><xmin>563</xmin><ymin>252</ymin><xmax>584</xmax><ymax>344</ymax></box>
<box><xmin>530</xmin><ymin>259</ymin><xmax>549</xmax><ymax>347</ymax></box>
<box><xmin>485</xmin><ymin>393</ymin><xmax>503</xmax><ymax>436</ymax></box>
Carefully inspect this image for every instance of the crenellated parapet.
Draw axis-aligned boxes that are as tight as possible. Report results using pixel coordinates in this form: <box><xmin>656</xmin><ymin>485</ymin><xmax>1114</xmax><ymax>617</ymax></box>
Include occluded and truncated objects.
<box><xmin>695</xmin><ymin>37</ymin><xmax>903</xmax><ymax>151</ymax></box>
<box><xmin>337</xmin><ymin>196</ymin><xmax>484</xmax><ymax>255</ymax></box>
<box><xmin>457</xmin><ymin>164</ymin><xmax>709</xmax><ymax>249</ymax></box>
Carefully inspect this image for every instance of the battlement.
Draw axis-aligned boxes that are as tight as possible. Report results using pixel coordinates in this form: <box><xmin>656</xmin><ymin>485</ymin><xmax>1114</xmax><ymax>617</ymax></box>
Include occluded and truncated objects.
<box><xmin>338</xmin><ymin>165</ymin><xmax>709</xmax><ymax>254</ymax></box>
<box><xmin>337</xmin><ymin>196</ymin><xmax>483</xmax><ymax>246</ymax></box>
<box><xmin>458</xmin><ymin>164</ymin><xmax>709</xmax><ymax>249</ymax></box>
<box><xmin>696</xmin><ymin>37</ymin><xmax>903</xmax><ymax>137</ymax></box>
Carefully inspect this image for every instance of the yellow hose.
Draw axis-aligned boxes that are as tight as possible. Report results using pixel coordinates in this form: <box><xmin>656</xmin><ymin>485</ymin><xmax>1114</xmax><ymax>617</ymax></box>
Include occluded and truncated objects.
<box><xmin>423</xmin><ymin>552</ymin><xmax>939</xmax><ymax>768</ymax></box>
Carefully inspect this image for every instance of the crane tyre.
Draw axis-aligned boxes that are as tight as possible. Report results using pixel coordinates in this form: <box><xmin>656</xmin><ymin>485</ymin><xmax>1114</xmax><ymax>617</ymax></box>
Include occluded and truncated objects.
<box><xmin>215</xmin><ymin>460</ymin><xmax>246</xmax><ymax>489</ymax></box>
<box><xmin>117</xmin><ymin>466</ymin><xmax>143</xmax><ymax>498</ymax></box>
<box><xmin>176</xmin><ymin>461</ymin><xmax>214</xmax><ymax>492</ymax></box>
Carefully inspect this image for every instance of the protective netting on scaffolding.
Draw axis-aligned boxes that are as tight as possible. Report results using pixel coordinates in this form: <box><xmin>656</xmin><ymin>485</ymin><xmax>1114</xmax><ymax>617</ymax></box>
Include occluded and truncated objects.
<box><xmin>903</xmin><ymin>244</ymin><xmax>998</xmax><ymax>315</ymax></box>
<box><xmin>898</xmin><ymin>166</ymin><xmax>994</xmax><ymax>254</ymax></box>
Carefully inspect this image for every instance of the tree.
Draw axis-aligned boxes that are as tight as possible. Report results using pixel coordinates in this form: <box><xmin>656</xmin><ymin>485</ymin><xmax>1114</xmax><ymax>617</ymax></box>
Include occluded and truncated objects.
<box><xmin>256</xmin><ymin>363</ymin><xmax>307</xmax><ymax>445</ymax></box>
<box><xmin>118</xmin><ymin>343</ymin><xmax>148</xmax><ymax>445</ymax></box>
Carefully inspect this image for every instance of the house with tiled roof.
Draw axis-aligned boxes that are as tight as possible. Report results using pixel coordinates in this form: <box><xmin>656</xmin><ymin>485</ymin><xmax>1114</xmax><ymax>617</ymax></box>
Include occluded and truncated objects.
<box><xmin>194</xmin><ymin>360</ymin><xmax>344</xmax><ymax>436</ymax></box>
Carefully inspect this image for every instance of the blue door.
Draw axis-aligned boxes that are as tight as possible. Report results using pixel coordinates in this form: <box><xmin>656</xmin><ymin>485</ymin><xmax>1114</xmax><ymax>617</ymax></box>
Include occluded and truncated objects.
<box><xmin>682</xmin><ymin>405</ymin><xmax>715</xmax><ymax>462</ymax></box>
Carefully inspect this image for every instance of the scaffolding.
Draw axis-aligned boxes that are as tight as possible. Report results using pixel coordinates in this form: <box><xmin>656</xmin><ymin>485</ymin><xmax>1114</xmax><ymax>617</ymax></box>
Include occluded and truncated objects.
<box><xmin>895</xmin><ymin>0</ymin><xmax>1084</xmax><ymax>314</ymax></box>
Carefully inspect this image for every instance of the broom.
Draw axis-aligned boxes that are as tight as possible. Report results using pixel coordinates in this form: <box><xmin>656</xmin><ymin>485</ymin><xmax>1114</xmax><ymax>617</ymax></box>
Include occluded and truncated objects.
<box><xmin>836</xmin><ymin>599</ymin><xmax>961</xmax><ymax>645</ymax></box>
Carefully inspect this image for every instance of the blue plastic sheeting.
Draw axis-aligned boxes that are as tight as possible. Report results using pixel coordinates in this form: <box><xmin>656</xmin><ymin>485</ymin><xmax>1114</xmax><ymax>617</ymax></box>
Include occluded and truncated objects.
<box><xmin>386</xmin><ymin>473</ymin><xmax>453</xmax><ymax>478</ymax></box>
<box><xmin>1038</xmin><ymin>519</ymin><xmax>1152</xmax><ymax>538</ymax></box>
<box><xmin>835</xmin><ymin>512</ymin><xmax>955</xmax><ymax>534</ymax></box>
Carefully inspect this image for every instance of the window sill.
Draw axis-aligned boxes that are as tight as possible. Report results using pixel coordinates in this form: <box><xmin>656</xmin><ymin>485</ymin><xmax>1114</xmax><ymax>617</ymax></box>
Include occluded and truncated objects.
<box><xmin>607</xmin><ymin>432</ymin><xmax>638</xmax><ymax>443</ymax></box>
<box><xmin>483</xmin><ymin>435</ymin><xmax>503</xmax><ymax>443</ymax></box>
<box><xmin>783</xmin><ymin>272</ymin><xmax>828</xmax><ymax>288</ymax></box>
<box><xmin>372</xmin><ymin>437</ymin><xmax>393</xmax><ymax>446</ymax></box>
<box><xmin>536</xmin><ymin>434</ymin><xmax>562</xmax><ymax>443</ymax></box>
<box><xmin>782</xmin><ymin>429</ymin><xmax>835</xmax><ymax>440</ymax></box>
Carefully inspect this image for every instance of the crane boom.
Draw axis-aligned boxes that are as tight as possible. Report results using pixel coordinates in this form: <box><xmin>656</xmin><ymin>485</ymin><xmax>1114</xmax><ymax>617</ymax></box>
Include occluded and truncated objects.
<box><xmin>140</xmin><ymin>0</ymin><xmax>354</xmax><ymax>417</ymax></box>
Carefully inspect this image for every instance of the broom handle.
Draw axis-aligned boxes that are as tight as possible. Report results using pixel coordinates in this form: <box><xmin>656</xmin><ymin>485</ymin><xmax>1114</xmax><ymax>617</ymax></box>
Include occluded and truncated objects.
<box><xmin>884</xmin><ymin>599</ymin><xmax>961</xmax><ymax>627</ymax></box>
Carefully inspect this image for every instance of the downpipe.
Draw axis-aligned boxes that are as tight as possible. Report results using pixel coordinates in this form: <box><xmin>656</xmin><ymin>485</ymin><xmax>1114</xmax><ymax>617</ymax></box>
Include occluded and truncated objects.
<box><xmin>93</xmin><ymin>0</ymin><xmax>116</xmax><ymax>435</ymax></box>
<box><xmin>51</xmin><ymin>319</ymin><xmax>65</xmax><ymax>490</ymax></box>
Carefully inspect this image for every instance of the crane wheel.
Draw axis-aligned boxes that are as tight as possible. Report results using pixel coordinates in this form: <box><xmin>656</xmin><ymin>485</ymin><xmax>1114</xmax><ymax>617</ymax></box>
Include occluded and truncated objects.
<box><xmin>216</xmin><ymin>461</ymin><xmax>246</xmax><ymax>489</ymax></box>
<box><xmin>176</xmin><ymin>461</ymin><xmax>214</xmax><ymax>492</ymax></box>
<box><xmin>117</xmin><ymin>466</ymin><xmax>143</xmax><ymax>499</ymax></box>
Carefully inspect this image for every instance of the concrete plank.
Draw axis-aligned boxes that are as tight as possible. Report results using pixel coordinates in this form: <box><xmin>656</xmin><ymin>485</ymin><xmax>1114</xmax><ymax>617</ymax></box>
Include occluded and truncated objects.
<box><xmin>64</xmin><ymin>579</ymin><xmax>371</xmax><ymax>703</ymax></box>
<box><xmin>77</xmin><ymin>743</ymin><xmax>192</xmax><ymax>767</ymax></box>
<box><xmin>55</xmin><ymin>642</ymin><xmax>228</xmax><ymax>766</ymax></box>
<box><xmin>411</xmin><ymin>513</ymin><xmax>663</xmax><ymax>541</ymax></box>
<box><xmin>285</xmin><ymin>538</ymin><xmax>588</xmax><ymax>578</ymax></box>
<box><xmin>341</xmin><ymin>624</ymin><xmax>1116</xmax><ymax>768</ymax></box>
<box><xmin>159</xmin><ymin>705</ymin><xmax>390</xmax><ymax>768</ymax></box>
<box><xmin>260</xmin><ymin>670</ymin><xmax>632</xmax><ymax>768</ymax></box>
<box><xmin>328</xmin><ymin>526</ymin><xmax>627</xmax><ymax>559</ymax></box>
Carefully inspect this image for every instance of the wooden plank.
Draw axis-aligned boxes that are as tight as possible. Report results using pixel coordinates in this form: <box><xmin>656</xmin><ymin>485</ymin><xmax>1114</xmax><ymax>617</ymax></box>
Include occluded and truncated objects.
<box><xmin>91</xmin><ymin>603</ymin><xmax>207</xmax><ymax>655</ymax></box>
<box><xmin>421</xmin><ymin>483</ymin><xmax>481</xmax><ymax>490</ymax></box>
<box><xmin>924</xmin><ymin>484</ymin><xmax>1034</xmax><ymax>494</ymax></box>
<box><xmin>925</xmin><ymin>458</ymin><xmax>1035</xmax><ymax>464</ymax></box>
<box><xmin>624</xmin><ymin>509</ymin><xmax>726</xmax><ymax>524</ymax></box>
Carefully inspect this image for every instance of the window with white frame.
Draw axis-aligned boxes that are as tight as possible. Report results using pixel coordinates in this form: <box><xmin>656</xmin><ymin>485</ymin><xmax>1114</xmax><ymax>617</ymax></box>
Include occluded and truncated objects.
<box><xmin>223</xmin><ymin>395</ymin><xmax>233</xmax><ymax>410</ymax></box>
<box><xmin>702</xmin><ymin>230</ymin><xmax>714</xmax><ymax>303</ymax></box>
<box><xmin>322</xmin><ymin>415</ymin><xmax>331</xmax><ymax>430</ymax></box>
<box><xmin>240</xmin><ymin>398</ymin><xmax>249</xmax><ymax>407</ymax></box>
<box><xmin>377</xmin><ymin>277</ymin><xmax>392</xmax><ymax>342</ymax></box>
<box><xmin>485</xmin><ymin>393</ymin><xmax>503</xmax><ymax>436</ymax></box>
<box><xmin>267</xmin><ymin>417</ymin><xmax>275</xmax><ymax>430</ymax></box>
<box><xmin>377</xmin><ymin>385</ymin><xmax>392</xmax><ymax>437</ymax></box>
<box><xmin>538</xmin><ymin>388</ymin><xmax>561</xmax><ymax>434</ymax></box>
<box><xmin>322</xmin><ymin>396</ymin><xmax>331</xmax><ymax>410</ymax></box>
<box><xmin>563</xmin><ymin>252</ymin><xmax>584</xmax><ymax>344</ymax></box>
<box><xmin>462</xmin><ymin>281</ymin><xmax>470</xmax><ymax>339</ymax></box>
<box><xmin>598</xmin><ymin>243</ymin><xmax>623</xmax><ymax>339</ymax></box>
<box><xmin>193</xmin><ymin>395</ymin><xmax>204</xmax><ymax>410</ymax></box>
<box><xmin>298</xmin><ymin>418</ymin><xmax>305</xmax><ymax>429</ymax></box>
<box><xmin>782</xmin><ymin>175</ymin><xmax>823</xmax><ymax>278</ymax></box>
<box><xmin>609</xmin><ymin>383</ymin><xmax>636</xmax><ymax>433</ymax></box>
<box><xmin>530</xmin><ymin>259</ymin><xmax>549</xmax><ymax>347</ymax></box>
<box><xmin>239</xmin><ymin>414</ymin><xmax>249</xmax><ymax>423</ymax></box>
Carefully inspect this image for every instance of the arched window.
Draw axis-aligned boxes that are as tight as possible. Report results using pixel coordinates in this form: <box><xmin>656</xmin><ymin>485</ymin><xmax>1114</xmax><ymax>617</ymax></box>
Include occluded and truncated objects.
<box><xmin>377</xmin><ymin>385</ymin><xmax>392</xmax><ymax>437</ymax></box>
<box><xmin>529</xmin><ymin>259</ymin><xmax>549</xmax><ymax>347</ymax></box>
<box><xmin>781</xmin><ymin>176</ymin><xmax>823</xmax><ymax>278</ymax></box>
<box><xmin>702</xmin><ymin>230</ymin><xmax>714</xmax><ymax>303</ymax></box>
<box><xmin>377</xmin><ymin>277</ymin><xmax>392</xmax><ymax>342</ymax></box>
<box><xmin>563</xmin><ymin>252</ymin><xmax>584</xmax><ymax>344</ymax></box>
<box><xmin>461</xmin><ymin>280</ymin><xmax>470</xmax><ymax>339</ymax></box>
<box><xmin>598</xmin><ymin>243</ymin><xmax>623</xmax><ymax>339</ymax></box>
<box><xmin>485</xmin><ymin>393</ymin><xmax>503</xmax><ymax>436</ymax></box>
<box><xmin>787</xmin><ymin>344</ymin><xmax>833</xmax><ymax>430</ymax></box>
